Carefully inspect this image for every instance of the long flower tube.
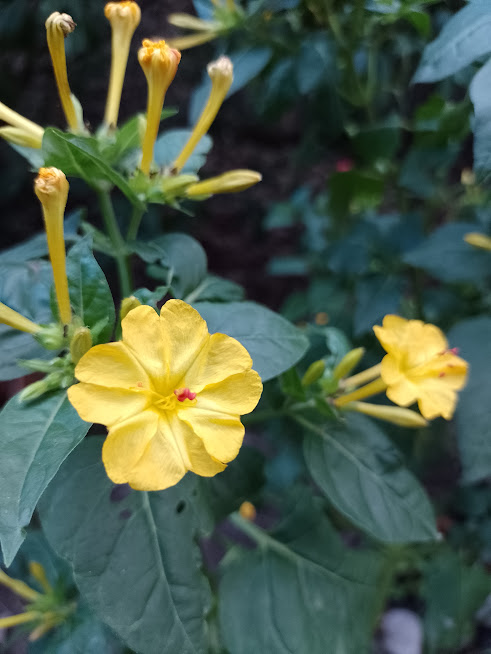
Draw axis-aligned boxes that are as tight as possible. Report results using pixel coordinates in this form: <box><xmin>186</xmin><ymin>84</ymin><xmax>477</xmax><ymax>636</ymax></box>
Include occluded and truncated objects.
<box><xmin>186</xmin><ymin>170</ymin><xmax>262</xmax><ymax>196</ymax></box>
<box><xmin>138</xmin><ymin>39</ymin><xmax>181</xmax><ymax>174</ymax></box>
<box><xmin>0</xmin><ymin>102</ymin><xmax>44</xmax><ymax>147</ymax></box>
<box><xmin>0</xmin><ymin>302</ymin><xmax>41</xmax><ymax>334</ymax></box>
<box><xmin>173</xmin><ymin>56</ymin><xmax>233</xmax><ymax>173</ymax></box>
<box><xmin>104</xmin><ymin>1</ymin><xmax>141</xmax><ymax>127</ymax></box>
<box><xmin>45</xmin><ymin>12</ymin><xmax>78</xmax><ymax>131</ymax></box>
<box><xmin>34</xmin><ymin>168</ymin><xmax>72</xmax><ymax>325</ymax></box>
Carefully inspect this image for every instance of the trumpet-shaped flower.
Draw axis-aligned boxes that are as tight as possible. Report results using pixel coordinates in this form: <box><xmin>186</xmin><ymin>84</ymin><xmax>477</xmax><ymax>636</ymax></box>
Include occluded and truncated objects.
<box><xmin>45</xmin><ymin>13</ymin><xmax>78</xmax><ymax>131</ymax></box>
<box><xmin>68</xmin><ymin>300</ymin><xmax>263</xmax><ymax>491</ymax></box>
<box><xmin>138</xmin><ymin>39</ymin><xmax>181</xmax><ymax>174</ymax></box>
<box><xmin>104</xmin><ymin>2</ymin><xmax>141</xmax><ymax>127</ymax></box>
<box><xmin>373</xmin><ymin>315</ymin><xmax>468</xmax><ymax>420</ymax></box>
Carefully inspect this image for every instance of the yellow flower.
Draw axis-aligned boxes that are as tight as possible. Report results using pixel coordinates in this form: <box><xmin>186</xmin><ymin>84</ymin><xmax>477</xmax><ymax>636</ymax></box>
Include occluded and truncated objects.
<box><xmin>68</xmin><ymin>300</ymin><xmax>263</xmax><ymax>491</ymax></box>
<box><xmin>45</xmin><ymin>12</ymin><xmax>79</xmax><ymax>131</ymax></box>
<box><xmin>104</xmin><ymin>1</ymin><xmax>141</xmax><ymax>127</ymax></box>
<box><xmin>373</xmin><ymin>315</ymin><xmax>468</xmax><ymax>420</ymax></box>
<box><xmin>34</xmin><ymin>167</ymin><xmax>72</xmax><ymax>325</ymax></box>
<box><xmin>138</xmin><ymin>39</ymin><xmax>181</xmax><ymax>174</ymax></box>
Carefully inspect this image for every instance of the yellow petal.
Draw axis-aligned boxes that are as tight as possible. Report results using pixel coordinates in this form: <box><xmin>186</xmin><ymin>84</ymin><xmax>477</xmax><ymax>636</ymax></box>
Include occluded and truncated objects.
<box><xmin>194</xmin><ymin>369</ymin><xmax>263</xmax><ymax>415</ymax></box>
<box><xmin>159</xmin><ymin>300</ymin><xmax>210</xmax><ymax>388</ymax></box>
<box><xmin>410</xmin><ymin>353</ymin><xmax>468</xmax><ymax>390</ymax></box>
<box><xmin>180</xmin><ymin>415</ymin><xmax>227</xmax><ymax>476</ymax></box>
<box><xmin>404</xmin><ymin>322</ymin><xmax>448</xmax><ymax>368</ymax></box>
<box><xmin>178</xmin><ymin>409</ymin><xmax>244</xmax><ymax>462</ymax></box>
<box><xmin>183</xmin><ymin>333</ymin><xmax>253</xmax><ymax>392</ymax></box>
<box><xmin>122</xmin><ymin>305</ymin><xmax>168</xmax><ymax>386</ymax></box>
<box><xmin>386</xmin><ymin>379</ymin><xmax>418</xmax><ymax>408</ymax></box>
<box><xmin>417</xmin><ymin>385</ymin><xmax>457</xmax><ymax>420</ymax></box>
<box><xmin>75</xmin><ymin>342</ymin><xmax>150</xmax><ymax>390</ymax></box>
<box><xmin>380</xmin><ymin>353</ymin><xmax>404</xmax><ymax>385</ymax></box>
<box><xmin>373</xmin><ymin>315</ymin><xmax>411</xmax><ymax>356</ymax></box>
<box><xmin>68</xmin><ymin>382</ymin><xmax>149</xmax><ymax>427</ymax></box>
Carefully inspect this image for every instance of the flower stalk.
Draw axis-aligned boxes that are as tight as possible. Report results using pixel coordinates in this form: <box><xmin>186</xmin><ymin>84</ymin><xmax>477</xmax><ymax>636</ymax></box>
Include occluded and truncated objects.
<box><xmin>45</xmin><ymin>12</ymin><xmax>78</xmax><ymax>131</ymax></box>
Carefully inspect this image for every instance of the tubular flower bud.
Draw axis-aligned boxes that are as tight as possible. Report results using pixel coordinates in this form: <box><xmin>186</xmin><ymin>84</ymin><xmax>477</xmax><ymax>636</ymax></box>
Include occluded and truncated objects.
<box><xmin>28</xmin><ymin>562</ymin><xmax>53</xmax><ymax>594</ymax></box>
<box><xmin>343</xmin><ymin>401</ymin><xmax>428</xmax><ymax>428</ymax></box>
<box><xmin>0</xmin><ymin>302</ymin><xmax>40</xmax><ymax>334</ymax></box>
<box><xmin>464</xmin><ymin>232</ymin><xmax>491</xmax><ymax>252</ymax></box>
<box><xmin>138</xmin><ymin>39</ymin><xmax>181</xmax><ymax>174</ymax></box>
<box><xmin>301</xmin><ymin>360</ymin><xmax>325</xmax><ymax>387</ymax></box>
<box><xmin>104</xmin><ymin>2</ymin><xmax>141</xmax><ymax>127</ymax></box>
<box><xmin>0</xmin><ymin>102</ymin><xmax>44</xmax><ymax>146</ymax></box>
<box><xmin>70</xmin><ymin>327</ymin><xmax>93</xmax><ymax>365</ymax></box>
<box><xmin>333</xmin><ymin>347</ymin><xmax>365</xmax><ymax>381</ymax></box>
<box><xmin>173</xmin><ymin>56</ymin><xmax>233</xmax><ymax>173</ymax></box>
<box><xmin>45</xmin><ymin>12</ymin><xmax>78</xmax><ymax>131</ymax></box>
<box><xmin>239</xmin><ymin>501</ymin><xmax>257</xmax><ymax>521</ymax></box>
<box><xmin>120</xmin><ymin>295</ymin><xmax>142</xmax><ymax>321</ymax></box>
<box><xmin>34</xmin><ymin>168</ymin><xmax>72</xmax><ymax>325</ymax></box>
<box><xmin>0</xmin><ymin>126</ymin><xmax>43</xmax><ymax>149</ymax></box>
<box><xmin>166</xmin><ymin>13</ymin><xmax>220</xmax><ymax>51</ymax></box>
<box><xmin>186</xmin><ymin>170</ymin><xmax>262</xmax><ymax>197</ymax></box>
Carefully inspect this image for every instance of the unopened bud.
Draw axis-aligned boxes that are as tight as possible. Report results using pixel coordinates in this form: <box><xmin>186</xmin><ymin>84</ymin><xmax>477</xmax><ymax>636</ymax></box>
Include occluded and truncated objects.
<box><xmin>19</xmin><ymin>373</ymin><xmax>64</xmax><ymax>403</ymax></box>
<box><xmin>45</xmin><ymin>13</ymin><xmax>78</xmax><ymax>131</ymax></box>
<box><xmin>239</xmin><ymin>501</ymin><xmax>256</xmax><ymax>521</ymax></box>
<box><xmin>120</xmin><ymin>296</ymin><xmax>142</xmax><ymax>321</ymax></box>
<box><xmin>333</xmin><ymin>347</ymin><xmax>365</xmax><ymax>381</ymax></box>
<box><xmin>186</xmin><ymin>170</ymin><xmax>261</xmax><ymax>197</ymax></box>
<box><xmin>345</xmin><ymin>401</ymin><xmax>428</xmax><ymax>428</ymax></box>
<box><xmin>70</xmin><ymin>327</ymin><xmax>92</xmax><ymax>365</ymax></box>
<box><xmin>35</xmin><ymin>324</ymin><xmax>65</xmax><ymax>350</ymax></box>
<box><xmin>0</xmin><ymin>126</ymin><xmax>43</xmax><ymax>149</ymax></box>
<box><xmin>162</xmin><ymin>174</ymin><xmax>198</xmax><ymax>198</ymax></box>
<box><xmin>301</xmin><ymin>360</ymin><xmax>325</xmax><ymax>387</ymax></box>
<box><xmin>464</xmin><ymin>232</ymin><xmax>491</xmax><ymax>252</ymax></box>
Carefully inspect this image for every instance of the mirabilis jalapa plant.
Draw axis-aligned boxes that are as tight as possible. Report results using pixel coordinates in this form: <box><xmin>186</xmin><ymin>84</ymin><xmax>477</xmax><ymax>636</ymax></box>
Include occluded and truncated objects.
<box><xmin>0</xmin><ymin>2</ymin><xmax>471</xmax><ymax>652</ymax></box>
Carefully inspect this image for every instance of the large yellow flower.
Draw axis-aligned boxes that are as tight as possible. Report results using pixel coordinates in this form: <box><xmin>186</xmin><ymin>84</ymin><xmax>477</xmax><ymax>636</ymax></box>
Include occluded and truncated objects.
<box><xmin>373</xmin><ymin>315</ymin><xmax>468</xmax><ymax>420</ymax></box>
<box><xmin>68</xmin><ymin>300</ymin><xmax>262</xmax><ymax>491</ymax></box>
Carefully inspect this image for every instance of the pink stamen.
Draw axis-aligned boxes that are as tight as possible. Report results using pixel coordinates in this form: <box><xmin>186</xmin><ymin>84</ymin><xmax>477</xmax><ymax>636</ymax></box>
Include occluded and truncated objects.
<box><xmin>439</xmin><ymin>372</ymin><xmax>446</xmax><ymax>378</ymax></box>
<box><xmin>174</xmin><ymin>387</ymin><xmax>196</xmax><ymax>402</ymax></box>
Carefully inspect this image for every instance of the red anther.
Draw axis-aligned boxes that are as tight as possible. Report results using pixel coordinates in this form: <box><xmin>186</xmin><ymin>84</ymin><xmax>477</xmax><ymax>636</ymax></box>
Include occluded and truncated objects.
<box><xmin>448</xmin><ymin>347</ymin><xmax>459</xmax><ymax>355</ymax></box>
<box><xmin>137</xmin><ymin>382</ymin><xmax>143</xmax><ymax>388</ymax></box>
<box><xmin>439</xmin><ymin>372</ymin><xmax>446</xmax><ymax>378</ymax></box>
<box><xmin>335</xmin><ymin>158</ymin><xmax>354</xmax><ymax>173</ymax></box>
<box><xmin>174</xmin><ymin>387</ymin><xmax>196</xmax><ymax>402</ymax></box>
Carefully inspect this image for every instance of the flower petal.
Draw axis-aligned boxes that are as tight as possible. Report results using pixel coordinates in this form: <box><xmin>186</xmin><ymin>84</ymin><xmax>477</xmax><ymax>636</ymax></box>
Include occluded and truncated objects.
<box><xmin>75</xmin><ymin>341</ymin><xmax>150</xmax><ymax>390</ymax></box>
<box><xmin>417</xmin><ymin>385</ymin><xmax>457</xmax><ymax>420</ymax></box>
<box><xmin>68</xmin><ymin>382</ymin><xmax>150</xmax><ymax>427</ymax></box>
<box><xmin>122</xmin><ymin>305</ymin><xmax>168</xmax><ymax>387</ymax></box>
<box><xmin>194</xmin><ymin>370</ymin><xmax>263</xmax><ymax>415</ymax></box>
<box><xmin>178</xmin><ymin>409</ymin><xmax>245</xmax><ymax>463</ymax></box>
<box><xmin>183</xmin><ymin>333</ymin><xmax>253</xmax><ymax>392</ymax></box>
<box><xmin>373</xmin><ymin>315</ymin><xmax>411</xmax><ymax>356</ymax></box>
<box><xmin>386</xmin><ymin>378</ymin><xmax>418</xmax><ymax>408</ymax></box>
<box><xmin>160</xmin><ymin>300</ymin><xmax>210</xmax><ymax>389</ymax></box>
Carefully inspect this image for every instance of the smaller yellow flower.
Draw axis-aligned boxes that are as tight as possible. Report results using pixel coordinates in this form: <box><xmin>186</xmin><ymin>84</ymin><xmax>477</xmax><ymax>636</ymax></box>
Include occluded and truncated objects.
<box><xmin>45</xmin><ymin>12</ymin><xmax>78</xmax><ymax>131</ymax></box>
<box><xmin>0</xmin><ymin>302</ymin><xmax>40</xmax><ymax>334</ymax></box>
<box><xmin>173</xmin><ymin>56</ymin><xmax>233</xmax><ymax>173</ymax></box>
<box><xmin>34</xmin><ymin>167</ymin><xmax>72</xmax><ymax>325</ymax></box>
<box><xmin>374</xmin><ymin>315</ymin><xmax>468</xmax><ymax>420</ymax></box>
<box><xmin>68</xmin><ymin>300</ymin><xmax>263</xmax><ymax>491</ymax></box>
<box><xmin>464</xmin><ymin>232</ymin><xmax>491</xmax><ymax>252</ymax></box>
<box><xmin>138</xmin><ymin>39</ymin><xmax>181</xmax><ymax>174</ymax></box>
<box><xmin>0</xmin><ymin>102</ymin><xmax>44</xmax><ymax>148</ymax></box>
<box><xmin>186</xmin><ymin>170</ymin><xmax>262</xmax><ymax>196</ymax></box>
<box><xmin>104</xmin><ymin>1</ymin><xmax>141</xmax><ymax>127</ymax></box>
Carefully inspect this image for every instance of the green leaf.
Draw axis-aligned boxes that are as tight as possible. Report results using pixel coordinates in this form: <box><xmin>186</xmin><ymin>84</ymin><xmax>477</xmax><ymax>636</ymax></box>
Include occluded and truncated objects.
<box><xmin>39</xmin><ymin>438</ymin><xmax>211</xmax><ymax>654</ymax></box>
<box><xmin>220</xmin><ymin>493</ymin><xmax>388</xmax><ymax>654</ymax></box>
<box><xmin>0</xmin><ymin>260</ymin><xmax>54</xmax><ymax>380</ymax></box>
<box><xmin>153</xmin><ymin>129</ymin><xmax>212</xmax><ymax>174</ymax></box>
<box><xmin>65</xmin><ymin>238</ymin><xmax>115</xmax><ymax>343</ymax></box>
<box><xmin>414</xmin><ymin>1</ymin><xmax>491</xmax><ymax>83</ymax></box>
<box><xmin>329</xmin><ymin>171</ymin><xmax>384</xmax><ymax>219</ymax></box>
<box><xmin>132</xmin><ymin>233</ymin><xmax>208</xmax><ymax>298</ymax></box>
<box><xmin>193</xmin><ymin>301</ymin><xmax>309</xmax><ymax>382</ymax></box>
<box><xmin>350</xmin><ymin>116</ymin><xmax>402</xmax><ymax>164</ymax></box>
<box><xmin>0</xmin><ymin>391</ymin><xmax>89</xmax><ymax>566</ymax></box>
<box><xmin>403</xmin><ymin>223</ymin><xmax>490</xmax><ymax>283</ymax></box>
<box><xmin>422</xmin><ymin>549</ymin><xmax>490</xmax><ymax>652</ymax></box>
<box><xmin>399</xmin><ymin>146</ymin><xmax>459</xmax><ymax>198</ymax></box>
<box><xmin>470</xmin><ymin>57</ymin><xmax>491</xmax><ymax>172</ymax></box>
<box><xmin>354</xmin><ymin>276</ymin><xmax>404</xmax><ymax>336</ymax></box>
<box><xmin>280</xmin><ymin>367</ymin><xmax>307</xmax><ymax>401</ymax></box>
<box><xmin>302</xmin><ymin>414</ymin><xmax>438</xmax><ymax>543</ymax></box>
<box><xmin>449</xmin><ymin>317</ymin><xmax>491</xmax><ymax>483</ymax></box>
<box><xmin>183</xmin><ymin>275</ymin><xmax>245</xmax><ymax>303</ymax></box>
<box><xmin>42</xmin><ymin>128</ymin><xmax>143</xmax><ymax>207</ymax></box>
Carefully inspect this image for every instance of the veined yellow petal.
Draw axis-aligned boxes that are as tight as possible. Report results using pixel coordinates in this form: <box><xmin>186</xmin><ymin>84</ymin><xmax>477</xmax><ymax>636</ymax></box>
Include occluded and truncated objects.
<box><xmin>386</xmin><ymin>379</ymin><xmax>418</xmax><ymax>408</ymax></box>
<box><xmin>75</xmin><ymin>342</ymin><xmax>150</xmax><ymax>390</ymax></box>
<box><xmin>417</xmin><ymin>386</ymin><xmax>457</xmax><ymax>421</ymax></box>
<box><xmin>179</xmin><ymin>409</ymin><xmax>244</xmax><ymax>463</ymax></box>
<box><xmin>193</xmin><ymin>369</ymin><xmax>263</xmax><ymax>415</ymax></box>
<box><xmin>122</xmin><ymin>305</ymin><xmax>169</xmax><ymax>387</ymax></box>
<box><xmin>182</xmin><ymin>332</ymin><xmax>253</xmax><ymax>392</ymax></box>
<box><xmin>67</xmin><ymin>382</ymin><xmax>150</xmax><ymax>427</ymax></box>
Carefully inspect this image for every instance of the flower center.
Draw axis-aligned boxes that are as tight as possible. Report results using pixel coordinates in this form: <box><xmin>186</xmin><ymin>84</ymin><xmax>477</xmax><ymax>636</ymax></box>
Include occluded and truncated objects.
<box><xmin>147</xmin><ymin>386</ymin><xmax>197</xmax><ymax>413</ymax></box>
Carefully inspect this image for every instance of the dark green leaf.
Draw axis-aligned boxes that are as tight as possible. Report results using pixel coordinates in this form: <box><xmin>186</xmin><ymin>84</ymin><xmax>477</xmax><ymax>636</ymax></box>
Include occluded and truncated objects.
<box><xmin>470</xmin><ymin>57</ymin><xmax>491</xmax><ymax>172</ymax></box>
<box><xmin>153</xmin><ymin>129</ymin><xmax>212</xmax><ymax>174</ymax></box>
<box><xmin>42</xmin><ymin>128</ymin><xmax>143</xmax><ymax>207</ymax></box>
<box><xmin>65</xmin><ymin>238</ymin><xmax>115</xmax><ymax>343</ymax></box>
<box><xmin>0</xmin><ymin>391</ymin><xmax>89</xmax><ymax>566</ymax></box>
<box><xmin>303</xmin><ymin>414</ymin><xmax>438</xmax><ymax>543</ymax></box>
<box><xmin>39</xmin><ymin>438</ymin><xmax>211</xmax><ymax>654</ymax></box>
<box><xmin>354</xmin><ymin>276</ymin><xmax>404</xmax><ymax>336</ymax></box>
<box><xmin>280</xmin><ymin>367</ymin><xmax>306</xmax><ymax>401</ymax></box>
<box><xmin>449</xmin><ymin>317</ymin><xmax>491</xmax><ymax>483</ymax></box>
<box><xmin>414</xmin><ymin>2</ymin><xmax>491</xmax><ymax>83</ymax></box>
<box><xmin>399</xmin><ymin>146</ymin><xmax>459</xmax><ymax>198</ymax></box>
<box><xmin>329</xmin><ymin>171</ymin><xmax>384</xmax><ymax>219</ymax></box>
<box><xmin>184</xmin><ymin>275</ymin><xmax>244</xmax><ymax>303</ymax></box>
<box><xmin>220</xmin><ymin>493</ymin><xmax>388</xmax><ymax>654</ymax></box>
<box><xmin>351</xmin><ymin>116</ymin><xmax>402</xmax><ymax>164</ymax></box>
<box><xmin>193</xmin><ymin>301</ymin><xmax>309</xmax><ymax>382</ymax></box>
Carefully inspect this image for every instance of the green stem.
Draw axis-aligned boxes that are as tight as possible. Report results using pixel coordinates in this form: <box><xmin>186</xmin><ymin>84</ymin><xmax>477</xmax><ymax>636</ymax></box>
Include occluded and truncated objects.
<box><xmin>229</xmin><ymin>513</ymin><xmax>296</xmax><ymax>561</ymax></box>
<box><xmin>97</xmin><ymin>191</ymin><xmax>132</xmax><ymax>297</ymax></box>
<box><xmin>126</xmin><ymin>204</ymin><xmax>145</xmax><ymax>242</ymax></box>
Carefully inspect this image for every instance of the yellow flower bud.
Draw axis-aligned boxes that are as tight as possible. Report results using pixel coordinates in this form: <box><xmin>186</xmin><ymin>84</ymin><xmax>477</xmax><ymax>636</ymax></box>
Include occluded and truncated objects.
<box><xmin>464</xmin><ymin>232</ymin><xmax>491</xmax><ymax>252</ymax></box>
<box><xmin>333</xmin><ymin>347</ymin><xmax>365</xmax><ymax>381</ymax></box>
<box><xmin>0</xmin><ymin>302</ymin><xmax>40</xmax><ymax>334</ymax></box>
<box><xmin>173</xmin><ymin>56</ymin><xmax>233</xmax><ymax>173</ymax></box>
<box><xmin>162</xmin><ymin>173</ymin><xmax>198</xmax><ymax>198</ymax></box>
<box><xmin>0</xmin><ymin>569</ymin><xmax>41</xmax><ymax>602</ymax></box>
<box><xmin>104</xmin><ymin>2</ymin><xmax>141</xmax><ymax>127</ymax></box>
<box><xmin>239</xmin><ymin>501</ymin><xmax>256</xmax><ymax>521</ymax></box>
<box><xmin>167</xmin><ymin>13</ymin><xmax>219</xmax><ymax>31</ymax></box>
<box><xmin>45</xmin><ymin>12</ymin><xmax>78</xmax><ymax>131</ymax></box>
<box><xmin>343</xmin><ymin>401</ymin><xmax>428</xmax><ymax>428</ymax></box>
<box><xmin>301</xmin><ymin>359</ymin><xmax>325</xmax><ymax>387</ymax></box>
<box><xmin>34</xmin><ymin>168</ymin><xmax>72</xmax><ymax>325</ymax></box>
<box><xmin>70</xmin><ymin>327</ymin><xmax>93</xmax><ymax>365</ymax></box>
<box><xmin>461</xmin><ymin>168</ymin><xmax>476</xmax><ymax>186</ymax></box>
<box><xmin>120</xmin><ymin>295</ymin><xmax>142</xmax><ymax>321</ymax></box>
<box><xmin>186</xmin><ymin>170</ymin><xmax>262</xmax><ymax>197</ymax></box>
<box><xmin>28</xmin><ymin>562</ymin><xmax>52</xmax><ymax>594</ymax></box>
<box><xmin>0</xmin><ymin>102</ymin><xmax>44</xmax><ymax>147</ymax></box>
<box><xmin>138</xmin><ymin>39</ymin><xmax>181</xmax><ymax>174</ymax></box>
